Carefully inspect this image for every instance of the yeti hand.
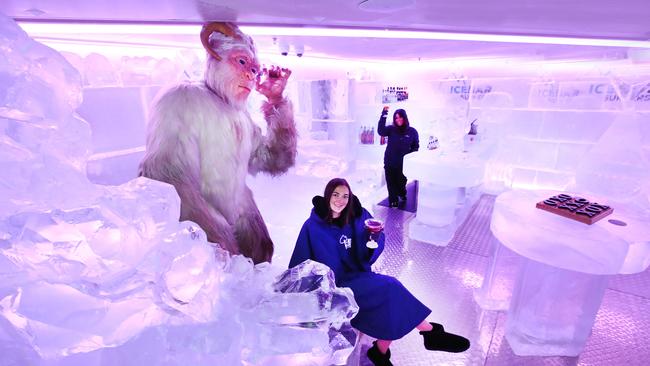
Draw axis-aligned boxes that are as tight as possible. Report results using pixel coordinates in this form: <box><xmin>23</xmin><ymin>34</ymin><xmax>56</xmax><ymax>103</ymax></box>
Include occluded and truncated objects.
<box><xmin>256</xmin><ymin>65</ymin><xmax>292</xmax><ymax>104</ymax></box>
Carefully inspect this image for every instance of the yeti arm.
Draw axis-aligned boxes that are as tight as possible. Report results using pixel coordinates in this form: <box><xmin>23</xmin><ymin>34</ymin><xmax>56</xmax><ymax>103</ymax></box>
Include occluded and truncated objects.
<box><xmin>248</xmin><ymin>97</ymin><xmax>297</xmax><ymax>175</ymax></box>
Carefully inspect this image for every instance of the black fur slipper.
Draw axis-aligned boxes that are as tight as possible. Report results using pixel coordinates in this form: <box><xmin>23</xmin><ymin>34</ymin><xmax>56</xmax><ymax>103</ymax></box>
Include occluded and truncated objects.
<box><xmin>367</xmin><ymin>340</ymin><xmax>393</xmax><ymax>366</ymax></box>
<box><xmin>420</xmin><ymin>322</ymin><xmax>470</xmax><ymax>353</ymax></box>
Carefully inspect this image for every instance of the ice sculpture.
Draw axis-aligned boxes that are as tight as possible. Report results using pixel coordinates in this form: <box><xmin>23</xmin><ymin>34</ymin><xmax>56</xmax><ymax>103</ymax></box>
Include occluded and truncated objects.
<box><xmin>1</xmin><ymin>207</ymin><xmax>360</xmax><ymax>364</ymax></box>
<box><xmin>0</xmin><ymin>13</ymin><xmax>359</xmax><ymax>365</ymax></box>
<box><xmin>0</xmin><ymin>14</ymin><xmax>97</xmax><ymax>218</ymax></box>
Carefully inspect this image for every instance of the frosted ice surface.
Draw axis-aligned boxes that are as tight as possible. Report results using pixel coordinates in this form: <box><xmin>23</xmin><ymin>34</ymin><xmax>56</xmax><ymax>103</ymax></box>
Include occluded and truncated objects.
<box><xmin>404</xmin><ymin>150</ymin><xmax>486</xmax><ymax>188</ymax></box>
<box><xmin>1</xmin><ymin>13</ymin><xmax>94</xmax><ymax>218</ymax></box>
<box><xmin>491</xmin><ymin>189</ymin><xmax>650</xmax><ymax>275</ymax></box>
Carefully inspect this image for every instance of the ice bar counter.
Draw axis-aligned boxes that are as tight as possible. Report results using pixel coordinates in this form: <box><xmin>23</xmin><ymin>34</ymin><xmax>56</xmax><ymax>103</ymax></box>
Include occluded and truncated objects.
<box><xmin>479</xmin><ymin>189</ymin><xmax>650</xmax><ymax>356</ymax></box>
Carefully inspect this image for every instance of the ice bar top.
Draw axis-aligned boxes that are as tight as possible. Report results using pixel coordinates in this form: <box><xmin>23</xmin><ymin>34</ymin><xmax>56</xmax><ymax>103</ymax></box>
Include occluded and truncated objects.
<box><xmin>536</xmin><ymin>193</ymin><xmax>613</xmax><ymax>225</ymax></box>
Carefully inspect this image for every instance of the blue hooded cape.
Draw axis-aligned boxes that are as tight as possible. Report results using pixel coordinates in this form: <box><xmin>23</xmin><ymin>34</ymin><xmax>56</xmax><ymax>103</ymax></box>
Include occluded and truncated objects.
<box><xmin>289</xmin><ymin>195</ymin><xmax>431</xmax><ymax>340</ymax></box>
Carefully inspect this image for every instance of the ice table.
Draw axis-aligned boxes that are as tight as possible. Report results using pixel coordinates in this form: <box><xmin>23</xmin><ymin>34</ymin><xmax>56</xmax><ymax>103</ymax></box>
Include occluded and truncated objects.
<box><xmin>403</xmin><ymin>150</ymin><xmax>486</xmax><ymax>245</ymax></box>
<box><xmin>480</xmin><ymin>189</ymin><xmax>650</xmax><ymax>356</ymax></box>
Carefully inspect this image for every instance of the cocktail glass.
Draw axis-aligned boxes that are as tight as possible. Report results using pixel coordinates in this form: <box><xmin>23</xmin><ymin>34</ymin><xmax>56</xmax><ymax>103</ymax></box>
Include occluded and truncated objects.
<box><xmin>364</xmin><ymin>218</ymin><xmax>384</xmax><ymax>249</ymax></box>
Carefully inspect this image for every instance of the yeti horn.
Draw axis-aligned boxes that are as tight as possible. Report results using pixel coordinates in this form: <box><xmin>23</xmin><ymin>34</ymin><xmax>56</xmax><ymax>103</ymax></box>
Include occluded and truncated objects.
<box><xmin>200</xmin><ymin>22</ymin><xmax>239</xmax><ymax>61</ymax></box>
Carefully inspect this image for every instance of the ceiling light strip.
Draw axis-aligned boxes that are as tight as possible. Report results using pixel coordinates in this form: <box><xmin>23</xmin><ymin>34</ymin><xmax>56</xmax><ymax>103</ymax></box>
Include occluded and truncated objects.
<box><xmin>241</xmin><ymin>26</ymin><xmax>650</xmax><ymax>48</ymax></box>
<box><xmin>17</xmin><ymin>21</ymin><xmax>650</xmax><ymax>49</ymax></box>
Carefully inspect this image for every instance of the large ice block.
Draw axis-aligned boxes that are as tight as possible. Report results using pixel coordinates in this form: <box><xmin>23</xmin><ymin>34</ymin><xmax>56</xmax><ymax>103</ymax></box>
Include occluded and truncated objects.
<box><xmin>505</xmin><ymin>259</ymin><xmax>609</xmax><ymax>357</ymax></box>
<box><xmin>473</xmin><ymin>236</ymin><xmax>522</xmax><ymax>311</ymax></box>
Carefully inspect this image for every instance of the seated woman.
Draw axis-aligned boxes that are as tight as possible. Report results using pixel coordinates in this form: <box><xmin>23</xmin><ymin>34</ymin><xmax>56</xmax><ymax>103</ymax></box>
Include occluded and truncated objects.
<box><xmin>289</xmin><ymin>178</ymin><xmax>470</xmax><ymax>366</ymax></box>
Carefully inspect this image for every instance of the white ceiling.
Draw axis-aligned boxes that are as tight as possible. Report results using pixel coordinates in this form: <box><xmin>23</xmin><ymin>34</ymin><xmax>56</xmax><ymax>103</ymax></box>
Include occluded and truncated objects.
<box><xmin>2</xmin><ymin>0</ymin><xmax>650</xmax><ymax>62</ymax></box>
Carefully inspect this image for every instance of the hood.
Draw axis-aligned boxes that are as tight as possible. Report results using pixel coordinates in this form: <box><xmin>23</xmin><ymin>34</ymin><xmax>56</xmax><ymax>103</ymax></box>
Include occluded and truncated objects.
<box><xmin>312</xmin><ymin>195</ymin><xmax>362</xmax><ymax>220</ymax></box>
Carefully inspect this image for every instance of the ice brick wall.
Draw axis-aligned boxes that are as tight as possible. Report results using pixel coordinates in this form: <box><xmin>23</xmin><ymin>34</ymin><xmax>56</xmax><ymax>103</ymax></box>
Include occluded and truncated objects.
<box><xmin>467</xmin><ymin>77</ymin><xmax>650</xmax><ymax>193</ymax></box>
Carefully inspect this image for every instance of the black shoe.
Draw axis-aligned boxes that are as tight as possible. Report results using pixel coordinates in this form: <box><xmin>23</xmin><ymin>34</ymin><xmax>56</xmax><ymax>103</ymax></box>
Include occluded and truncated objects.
<box><xmin>389</xmin><ymin>201</ymin><xmax>398</xmax><ymax>208</ymax></box>
<box><xmin>420</xmin><ymin>322</ymin><xmax>470</xmax><ymax>353</ymax></box>
<box><xmin>367</xmin><ymin>341</ymin><xmax>393</xmax><ymax>366</ymax></box>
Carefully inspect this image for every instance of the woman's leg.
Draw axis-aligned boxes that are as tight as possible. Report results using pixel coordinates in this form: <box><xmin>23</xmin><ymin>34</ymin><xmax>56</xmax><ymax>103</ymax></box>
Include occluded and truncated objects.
<box><xmin>367</xmin><ymin>339</ymin><xmax>393</xmax><ymax>365</ymax></box>
<box><xmin>398</xmin><ymin>168</ymin><xmax>408</xmax><ymax>198</ymax></box>
<box><xmin>416</xmin><ymin>320</ymin><xmax>434</xmax><ymax>331</ymax></box>
<box><xmin>384</xmin><ymin>167</ymin><xmax>398</xmax><ymax>205</ymax></box>
<box><xmin>376</xmin><ymin>339</ymin><xmax>392</xmax><ymax>354</ymax></box>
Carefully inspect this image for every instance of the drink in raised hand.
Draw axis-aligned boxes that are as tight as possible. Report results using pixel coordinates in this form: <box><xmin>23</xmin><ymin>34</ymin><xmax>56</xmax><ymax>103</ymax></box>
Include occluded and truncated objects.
<box><xmin>364</xmin><ymin>218</ymin><xmax>384</xmax><ymax>249</ymax></box>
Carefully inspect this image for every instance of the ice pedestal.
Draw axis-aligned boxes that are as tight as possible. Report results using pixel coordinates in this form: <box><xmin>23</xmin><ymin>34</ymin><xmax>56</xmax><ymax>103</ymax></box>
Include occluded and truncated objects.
<box><xmin>506</xmin><ymin>259</ymin><xmax>609</xmax><ymax>357</ymax></box>
<box><xmin>407</xmin><ymin>184</ymin><xmax>463</xmax><ymax>245</ymax></box>
<box><xmin>482</xmin><ymin>189</ymin><xmax>650</xmax><ymax>356</ymax></box>
<box><xmin>403</xmin><ymin>150</ymin><xmax>486</xmax><ymax>246</ymax></box>
<box><xmin>473</xmin><ymin>237</ymin><xmax>521</xmax><ymax>311</ymax></box>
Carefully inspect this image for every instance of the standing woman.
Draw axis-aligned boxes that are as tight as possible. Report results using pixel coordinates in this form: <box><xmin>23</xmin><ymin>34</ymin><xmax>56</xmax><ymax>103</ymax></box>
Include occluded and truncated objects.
<box><xmin>289</xmin><ymin>178</ymin><xmax>469</xmax><ymax>366</ymax></box>
<box><xmin>377</xmin><ymin>106</ymin><xmax>419</xmax><ymax>208</ymax></box>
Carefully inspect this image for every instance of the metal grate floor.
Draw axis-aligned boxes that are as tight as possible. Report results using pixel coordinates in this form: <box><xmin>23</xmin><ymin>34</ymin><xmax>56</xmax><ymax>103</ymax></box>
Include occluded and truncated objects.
<box><xmin>355</xmin><ymin>194</ymin><xmax>650</xmax><ymax>366</ymax></box>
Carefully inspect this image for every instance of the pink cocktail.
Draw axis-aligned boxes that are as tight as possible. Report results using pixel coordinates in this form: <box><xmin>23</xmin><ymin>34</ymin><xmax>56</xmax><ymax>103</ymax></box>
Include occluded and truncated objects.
<box><xmin>364</xmin><ymin>218</ymin><xmax>384</xmax><ymax>249</ymax></box>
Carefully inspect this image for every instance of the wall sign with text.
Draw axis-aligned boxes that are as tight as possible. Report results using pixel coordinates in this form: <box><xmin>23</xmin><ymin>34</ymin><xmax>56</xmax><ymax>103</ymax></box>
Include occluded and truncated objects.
<box><xmin>382</xmin><ymin>86</ymin><xmax>409</xmax><ymax>103</ymax></box>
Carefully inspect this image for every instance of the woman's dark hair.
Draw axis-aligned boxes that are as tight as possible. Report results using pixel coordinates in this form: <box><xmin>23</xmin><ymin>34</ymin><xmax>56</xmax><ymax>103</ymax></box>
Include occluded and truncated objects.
<box><xmin>393</xmin><ymin>109</ymin><xmax>410</xmax><ymax>132</ymax></box>
<box><xmin>323</xmin><ymin>177</ymin><xmax>355</xmax><ymax>226</ymax></box>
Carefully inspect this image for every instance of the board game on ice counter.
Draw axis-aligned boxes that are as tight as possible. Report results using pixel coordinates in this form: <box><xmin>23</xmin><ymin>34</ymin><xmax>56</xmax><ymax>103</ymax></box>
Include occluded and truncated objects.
<box><xmin>535</xmin><ymin>193</ymin><xmax>613</xmax><ymax>225</ymax></box>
